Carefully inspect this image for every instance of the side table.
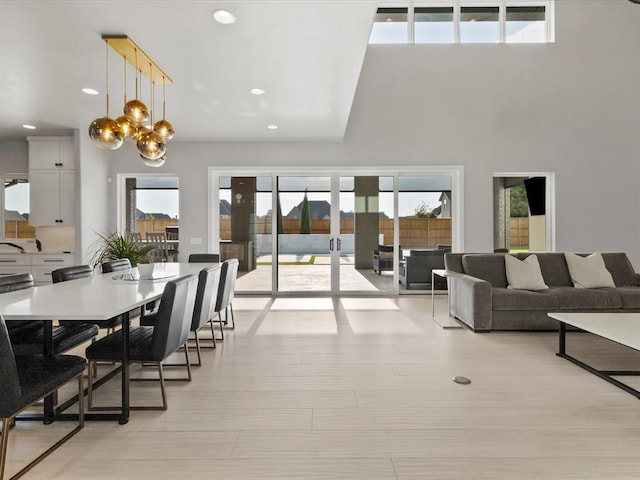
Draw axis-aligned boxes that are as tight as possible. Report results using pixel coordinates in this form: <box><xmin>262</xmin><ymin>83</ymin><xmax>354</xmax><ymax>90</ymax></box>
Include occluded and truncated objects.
<box><xmin>431</xmin><ymin>269</ymin><xmax>462</xmax><ymax>329</ymax></box>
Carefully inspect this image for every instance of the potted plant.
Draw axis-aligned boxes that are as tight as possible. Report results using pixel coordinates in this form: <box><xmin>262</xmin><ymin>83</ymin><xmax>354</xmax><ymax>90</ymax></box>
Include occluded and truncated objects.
<box><xmin>89</xmin><ymin>231</ymin><xmax>156</xmax><ymax>269</ymax></box>
<box><xmin>136</xmin><ymin>252</ymin><xmax>155</xmax><ymax>278</ymax></box>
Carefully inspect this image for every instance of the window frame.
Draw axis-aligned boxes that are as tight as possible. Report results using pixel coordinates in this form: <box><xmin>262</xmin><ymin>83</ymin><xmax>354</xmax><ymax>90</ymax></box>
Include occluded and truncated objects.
<box><xmin>371</xmin><ymin>0</ymin><xmax>554</xmax><ymax>44</ymax></box>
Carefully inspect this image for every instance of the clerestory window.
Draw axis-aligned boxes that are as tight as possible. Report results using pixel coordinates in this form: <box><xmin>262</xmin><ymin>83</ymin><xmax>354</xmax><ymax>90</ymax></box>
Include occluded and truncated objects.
<box><xmin>369</xmin><ymin>1</ymin><xmax>554</xmax><ymax>44</ymax></box>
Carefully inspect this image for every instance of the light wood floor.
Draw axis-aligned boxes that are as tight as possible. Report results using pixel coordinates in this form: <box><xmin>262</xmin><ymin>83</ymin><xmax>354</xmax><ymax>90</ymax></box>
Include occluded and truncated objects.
<box><xmin>6</xmin><ymin>296</ymin><xmax>640</xmax><ymax>479</ymax></box>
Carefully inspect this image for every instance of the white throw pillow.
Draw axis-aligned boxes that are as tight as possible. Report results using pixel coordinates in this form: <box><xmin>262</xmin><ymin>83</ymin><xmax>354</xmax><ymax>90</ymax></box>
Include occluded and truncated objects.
<box><xmin>505</xmin><ymin>254</ymin><xmax>548</xmax><ymax>290</ymax></box>
<box><xmin>564</xmin><ymin>252</ymin><xmax>615</xmax><ymax>288</ymax></box>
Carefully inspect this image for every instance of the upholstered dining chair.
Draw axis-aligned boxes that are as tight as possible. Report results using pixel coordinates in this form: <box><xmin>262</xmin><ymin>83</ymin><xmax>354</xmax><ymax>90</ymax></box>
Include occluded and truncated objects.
<box><xmin>101</xmin><ymin>258</ymin><xmax>146</xmax><ymax>318</ymax></box>
<box><xmin>0</xmin><ymin>314</ymin><xmax>86</xmax><ymax>480</ymax></box>
<box><xmin>85</xmin><ymin>274</ymin><xmax>197</xmax><ymax>410</ymax></box>
<box><xmin>213</xmin><ymin>259</ymin><xmax>239</xmax><ymax>341</ymax></box>
<box><xmin>1</xmin><ymin>273</ymin><xmax>98</xmax><ymax>356</ymax></box>
<box><xmin>188</xmin><ymin>265</ymin><xmax>221</xmax><ymax>365</ymax></box>
<box><xmin>100</xmin><ymin>258</ymin><xmax>132</xmax><ymax>273</ymax></box>
<box><xmin>188</xmin><ymin>253</ymin><xmax>220</xmax><ymax>263</ymax></box>
<box><xmin>52</xmin><ymin>265</ymin><xmax>122</xmax><ymax>333</ymax></box>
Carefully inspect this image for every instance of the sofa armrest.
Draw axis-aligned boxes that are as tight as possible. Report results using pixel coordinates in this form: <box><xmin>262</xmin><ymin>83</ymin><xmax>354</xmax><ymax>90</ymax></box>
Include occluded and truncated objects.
<box><xmin>448</xmin><ymin>273</ymin><xmax>493</xmax><ymax>332</ymax></box>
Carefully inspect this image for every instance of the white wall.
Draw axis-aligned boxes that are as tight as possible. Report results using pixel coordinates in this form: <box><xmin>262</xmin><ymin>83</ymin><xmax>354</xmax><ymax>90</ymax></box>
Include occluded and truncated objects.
<box><xmin>107</xmin><ymin>0</ymin><xmax>640</xmax><ymax>266</ymax></box>
<box><xmin>0</xmin><ymin>139</ymin><xmax>28</xmax><ymax>172</ymax></box>
<box><xmin>76</xmin><ymin>130</ymin><xmax>110</xmax><ymax>264</ymax></box>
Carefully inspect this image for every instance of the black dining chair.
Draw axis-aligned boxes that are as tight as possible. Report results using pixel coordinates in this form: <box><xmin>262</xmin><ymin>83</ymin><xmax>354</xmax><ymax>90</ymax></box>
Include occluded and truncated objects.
<box><xmin>101</xmin><ymin>258</ymin><xmax>132</xmax><ymax>273</ymax></box>
<box><xmin>52</xmin><ymin>265</ymin><xmax>122</xmax><ymax>333</ymax></box>
<box><xmin>85</xmin><ymin>274</ymin><xmax>197</xmax><ymax>410</ymax></box>
<box><xmin>1</xmin><ymin>274</ymin><xmax>99</xmax><ymax>356</ymax></box>
<box><xmin>188</xmin><ymin>253</ymin><xmax>220</xmax><ymax>263</ymax></box>
<box><xmin>213</xmin><ymin>259</ymin><xmax>239</xmax><ymax>341</ymax></box>
<box><xmin>101</xmin><ymin>258</ymin><xmax>145</xmax><ymax>319</ymax></box>
<box><xmin>0</xmin><ymin>314</ymin><xmax>86</xmax><ymax>480</ymax></box>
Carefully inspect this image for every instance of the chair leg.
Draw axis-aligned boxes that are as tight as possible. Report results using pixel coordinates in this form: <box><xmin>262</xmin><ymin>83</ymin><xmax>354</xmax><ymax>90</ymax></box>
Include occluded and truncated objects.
<box><xmin>0</xmin><ymin>417</ymin><xmax>11</xmax><ymax>480</ymax></box>
<box><xmin>184</xmin><ymin>344</ymin><xmax>192</xmax><ymax>382</ymax></box>
<box><xmin>193</xmin><ymin>332</ymin><xmax>202</xmax><ymax>366</ymax></box>
<box><xmin>229</xmin><ymin>304</ymin><xmax>235</xmax><ymax>329</ymax></box>
<box><xmin>217</xmin><ymin>312</ymin><xmax>225</xmax><ymax>340</ymax></box>
<box><xmin>158</xmin><ymin>363</ymin><xmax>167</xmax><ymax>410</ymax></box>
<box><xmin>209</xmin><ymin>320</ymin><xmax>218</xmax><ymax>346</ymax></box>
<box><xmin>87</xmin><ymin>361</ymin><xmax>95</xmax><ymax>410</ymax></box>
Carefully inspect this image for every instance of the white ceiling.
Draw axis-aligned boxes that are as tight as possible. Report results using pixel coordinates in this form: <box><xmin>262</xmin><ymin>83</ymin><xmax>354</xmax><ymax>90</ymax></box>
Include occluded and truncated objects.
<box><xmin>0</xmin><ymin>1</ymin><xmax>377</xmax><ymax>142</ymax></box>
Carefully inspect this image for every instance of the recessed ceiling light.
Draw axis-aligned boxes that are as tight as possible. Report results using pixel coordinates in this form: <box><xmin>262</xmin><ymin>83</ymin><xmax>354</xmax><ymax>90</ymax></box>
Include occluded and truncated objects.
<box><xmin>82</xmin><ymin>88</ymin><xmax>99</xmax><ymax>95</ymax></box>
<box><xmin>213</xmin><ymin>9</ymin><xmax>236</xmax><ymax>24</ymax></box>
<box><xmin>250</xmin><ymin>88</ymin><xmax>265</xmax><ymax>95</ymax></box>
<box><xmin>22</xmin><ymin>124</ymin><xmax>36</xmax><ymax>130</ymax></box>
<box><xmin>267</xmin><ymin>124</ymin><xmax>278</xmax><ymax>130</ymax></box>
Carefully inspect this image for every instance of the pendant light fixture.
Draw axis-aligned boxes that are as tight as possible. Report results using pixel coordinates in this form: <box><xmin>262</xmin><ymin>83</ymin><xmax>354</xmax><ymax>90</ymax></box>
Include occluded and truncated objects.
<box><xmin>123</xmin><ymin>48</ymin><xmax>150</xmax><ymax>128</ymax></box>
<box><xmin>115</xmin><ymin>56</ymin><xmax>137</xmax><ymax>139</ymax></box>
<box><xmin>88</xmin><ymin>35</ymin><xmax>174</xmax><ymax>165</ymax></box>
<box><xmin>137</xmin><ymin>67</ymin><xmax>167</xmax><ymax>163</ymax></box>
<box><xmin>88</xmin><ymin>42</ymin><xmax>124</xmax><ymax>150</ymax></box>
<box><xmin>153</xmin><ymin>76</ymin><xmax>175</xmax><ymax>140</ymax></box>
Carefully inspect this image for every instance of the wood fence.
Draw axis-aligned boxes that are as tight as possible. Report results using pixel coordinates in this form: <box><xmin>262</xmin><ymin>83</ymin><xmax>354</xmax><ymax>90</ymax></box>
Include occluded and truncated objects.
<box><xmin>6</xmin><ymin>216</ymin><xmax>528</xmax><ymax>248</ymax></box>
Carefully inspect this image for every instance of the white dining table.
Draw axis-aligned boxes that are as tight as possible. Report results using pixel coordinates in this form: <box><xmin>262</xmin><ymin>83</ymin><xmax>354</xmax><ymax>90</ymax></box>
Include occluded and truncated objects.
<box><xmin>0</xmin><ymin>262</ymin><xmax>213</xmax><ymax>424</ymax></box>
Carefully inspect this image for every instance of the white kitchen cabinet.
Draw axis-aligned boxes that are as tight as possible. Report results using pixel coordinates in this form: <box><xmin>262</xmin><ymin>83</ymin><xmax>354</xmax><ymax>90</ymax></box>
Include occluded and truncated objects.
<box><xmin>32</xmin><ymin>254</ymin><xmax>75</xmax><ymax>283</ymax></box>
<box><xmin>0</xmin><ymin>253</ymin><xmax>75</xmax><ymax>283</ymax></box>
<box><xmin>28</xmin><ymin>137</ymin><xmax>75</xmax><ymax>170</ymax></box>
<box><xmin>28</xmin><ymin>137</ymin><xmax>76</xmax><ymax>226</ymax></box>
<box><xmin>0</xmin><ymin>254</ymin><xmax>31</xmax><ymax>278</ymax></box>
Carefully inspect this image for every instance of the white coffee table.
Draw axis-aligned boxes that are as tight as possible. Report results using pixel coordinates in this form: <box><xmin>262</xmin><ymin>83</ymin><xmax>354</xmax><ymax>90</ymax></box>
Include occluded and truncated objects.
<box><xmin>548</xmin><ymin>312</ymin><xmax>640</xmax><ymax>399</ymax></box>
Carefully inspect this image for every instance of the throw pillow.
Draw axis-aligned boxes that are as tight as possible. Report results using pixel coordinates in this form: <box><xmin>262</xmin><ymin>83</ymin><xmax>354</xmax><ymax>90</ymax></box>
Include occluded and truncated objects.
<box><xmin>504</xmin><ymin>254</ymin><xmax>548</xmax><ymax>290</ymax></box>
<box><xmin>564</xmin><ymin>252</ymin><xmax>615</xmax><ymax>288</ymax></box>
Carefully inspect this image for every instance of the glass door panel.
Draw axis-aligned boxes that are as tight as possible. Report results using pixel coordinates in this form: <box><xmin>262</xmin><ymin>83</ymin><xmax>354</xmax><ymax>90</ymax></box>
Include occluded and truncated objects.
<box><xmin>219</xmin><ymin>176</ymin><xmax>272</xmax><ymax>293</ymax></box>
<box><xmin>398</xmin><ymin>175</ymin><xmax>452</xmax><ymax>292</ymax></box>
<box><xmin>338</xmin><ymin>176</ymin><xmax>395</xmax><ymax>294</ymax></box>
<box><xmin>277</xmin><ymin>176</ymin><xmax>332</xmax><ymax>292</ymax></box>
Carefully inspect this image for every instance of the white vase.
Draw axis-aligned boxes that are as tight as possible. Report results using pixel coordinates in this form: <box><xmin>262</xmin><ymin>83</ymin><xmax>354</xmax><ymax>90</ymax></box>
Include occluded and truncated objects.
<box><xmin>137</xmin><ymin>263</ymin><xmax>155</xmax><ymax>279</ymax></box>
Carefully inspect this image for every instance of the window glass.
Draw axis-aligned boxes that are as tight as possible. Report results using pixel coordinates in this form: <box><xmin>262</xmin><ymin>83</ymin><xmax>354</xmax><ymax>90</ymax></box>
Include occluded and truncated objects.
<box><xmin>3</xmin><ymin>177</ymin><xmax>34</xmax><ymax>239</ymax></box>
<box><xmin>506</xmin><ymin>6</ymin><xmax>546</xmax><ymax>43</ymax></box>
<box><xmin>123</xmin><ymin>177</ymin><xmax>179</xmax><ymax>238</ymax></box>
<box><xmin>415</xmin><ymin>7</ymin><xmax>454</xmax><ymax>44</ymax></box>
<box><xmin>460</xmin><ymin>6</ymin><xmax>500</xmax><ymax>43</ymax></box>
<box><xmin>369</xmin><ymin>7</ymin><xmax>408</xmax><ymax>44</ymax></box>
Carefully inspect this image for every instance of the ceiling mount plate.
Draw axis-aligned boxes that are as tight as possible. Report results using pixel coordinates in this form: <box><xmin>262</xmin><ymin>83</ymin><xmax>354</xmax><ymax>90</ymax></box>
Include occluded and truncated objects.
<box><xmin>102</xmin><ymin>34</ymin><xmax>172</xmax><ymax>84</ymax></box>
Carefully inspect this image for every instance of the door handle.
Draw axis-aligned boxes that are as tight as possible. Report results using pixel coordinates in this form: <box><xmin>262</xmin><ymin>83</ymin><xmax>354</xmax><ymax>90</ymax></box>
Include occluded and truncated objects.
<box><xmin>337</xmin><ymin>238</ymin><xmax>341</xmax><ymax>251</ymax></box>
<box><xmin>329</xmin><ymin>238</ymin><xmax>334</xmax><ymax>251</ymax></box>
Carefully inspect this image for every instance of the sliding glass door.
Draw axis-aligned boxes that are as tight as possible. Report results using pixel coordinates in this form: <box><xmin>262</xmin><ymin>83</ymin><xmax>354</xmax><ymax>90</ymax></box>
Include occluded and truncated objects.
<box><xmin>211</xmin><ymin>168</ymin><xmax>460</xmax><ymax>296</ymax></box>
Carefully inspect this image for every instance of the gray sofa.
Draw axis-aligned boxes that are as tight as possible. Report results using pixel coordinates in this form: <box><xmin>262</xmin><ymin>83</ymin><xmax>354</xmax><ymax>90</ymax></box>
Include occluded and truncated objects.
<box><xmin>444</xmin><ymin>252</ymin><xmax>640</xmax><ymax>332</ymax></box>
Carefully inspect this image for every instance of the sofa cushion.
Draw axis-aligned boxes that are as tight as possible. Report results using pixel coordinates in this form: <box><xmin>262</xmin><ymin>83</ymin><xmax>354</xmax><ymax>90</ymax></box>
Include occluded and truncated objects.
<box><xmin>462</xmin><ymin>254</ymin><xmax>507</xmax><ymax>288</ymax></box>
<box><xmin>505</xmin><ymin>254</ymin><xmax>548</xmax><ymax>290</ymax></box>
<box><xmin>547</xmin><ymin>287</ymin><xmax>621</xmax><ymax>309</ymax></box>
<box><xmin>516</xmin><ymin>252</ymin><xmax>573</xmax><ymax>287</ymax></box>
<box><xmin>601</xmin><ymin>253</ymin><xmax>637</xmax><ymax>287</ymax></box>
<box><xmin>609</xmin><ymin>287</ymin><xmax>640</xmax><ymax>308</ymax></box>
<box><xmin>492</xmin><ymin>288</ymin><xmax>559</xmax><ymax>311</ymax></box>
<box><xmin>565</xmin><ymin>253</ymin><xmax>615</xmax><ymax>288</ymax></box>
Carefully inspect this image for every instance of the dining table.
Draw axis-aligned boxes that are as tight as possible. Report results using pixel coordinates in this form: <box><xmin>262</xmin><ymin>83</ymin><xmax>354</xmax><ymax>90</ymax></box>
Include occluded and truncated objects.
<box><xmin>0</xmin><ymin>262</ymin><xmax>213</xmax><ymax>425</ymax></box>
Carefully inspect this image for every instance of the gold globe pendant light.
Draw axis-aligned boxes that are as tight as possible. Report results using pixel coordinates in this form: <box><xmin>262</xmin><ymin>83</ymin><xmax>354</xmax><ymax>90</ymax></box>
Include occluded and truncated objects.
<box><xmin>88</xmin><ymin>42</ymin><xmax>124</xmax><ymax>150</ymax></box>
<box><xmin>154</xmin><ymin>77</ymin><xmax>175</xmax><ymax>140</ymax></box>
<box><xmin>137</xmin><ymin>68</ymin><xmax>167</xmax><ymax>162</ymax></box>
<box><xmin>89</xmin><ymin>35</ymin><xmax>173</xmax><ymax>164</ymax></box>
<box><xmin>123</xmin><ymin>49</ymin><xmax>149</xmax><ymax>127</ymax></box>
<box><xmin>115</xmin><ymin>56</ymin><xmax>137</xmax><ymax>140</ymax></box>
<box><xmin>141</xmin><ymin>153</ymin><xmax>166</xmax><ymax>168</ymax></box>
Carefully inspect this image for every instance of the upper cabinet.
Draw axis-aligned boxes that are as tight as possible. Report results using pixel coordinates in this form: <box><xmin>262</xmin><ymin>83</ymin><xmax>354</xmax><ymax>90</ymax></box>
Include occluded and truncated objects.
<box><xmin>28</xmin><ymin>137</ymin><xmax>76</xmax><ymax>226</ymax></box>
